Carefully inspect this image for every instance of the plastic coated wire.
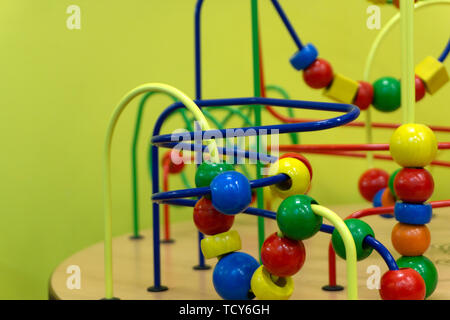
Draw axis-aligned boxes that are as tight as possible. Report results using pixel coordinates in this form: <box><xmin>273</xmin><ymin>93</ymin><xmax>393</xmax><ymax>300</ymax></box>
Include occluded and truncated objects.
<box><xmin>161</xmin><ymin>198</ymin><xmax>395</xmax><ymax>273</ymax></box>
<box><xmin>103</xmin><ymin>83</ymin><xmax>217</xmax><ymax>299</ymax></box>
<box><xmin>151</xmin><ymin>173</ymin><xmax>287</xmax><ymax>202</ymax></box>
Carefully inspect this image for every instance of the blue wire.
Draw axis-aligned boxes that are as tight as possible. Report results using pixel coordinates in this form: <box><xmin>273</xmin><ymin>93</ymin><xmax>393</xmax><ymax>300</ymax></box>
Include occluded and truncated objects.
<box><xmin>159</xmin><ymin>196</ymin><xmax>399</xmax><ymax>271</ymax></box>
<box><xmin>161</xmin><ymin>198</ymin><xmax>277</xmax><ymax>220</ymax></box>
<box><xmin>152</xmin><ymin>173</ymin><xmax>287</xmax><ymax>202</ymax></box>
<box><xmin>270</xmin><ymin>0</ymin><xmax>303</xmax><ymax>50</ymax></box>
<box><xmin>157</xmin><ymin>142</ymin><xmax>279</xmax><ymax>163</ymax></box>
<box><xmin>321</xmin><ymin>224</ymin><xmax>398</xmax><ymax>271</ymax></box>
<box><xmin>439</xmin><ymin>39</ymin><xmax>450</xmax><ymax>62</ymax></box>
<box><xmin>364</xmin><ymin>235</ymin><xmax>399</xmax><ymax>271</ymax></box>
<box><xmin>151</xmin><ymin>97</ymin><xmax>360</xmax><ymax>145</ymax></box>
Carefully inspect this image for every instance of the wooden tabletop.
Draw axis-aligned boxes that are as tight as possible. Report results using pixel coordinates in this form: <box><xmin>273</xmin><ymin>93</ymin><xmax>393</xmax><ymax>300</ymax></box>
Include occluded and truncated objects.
<box><xmin>49</xmin><ymin>203</ymin><xmax>450</xmax><ymax>300</ymax></box>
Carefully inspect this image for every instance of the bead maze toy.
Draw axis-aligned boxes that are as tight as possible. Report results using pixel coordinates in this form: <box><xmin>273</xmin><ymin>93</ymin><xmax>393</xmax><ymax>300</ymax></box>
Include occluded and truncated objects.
<box><xmin>49</xmin><ymin>0</ymin><xmax>450</xmax><ymax>300</ymax></box>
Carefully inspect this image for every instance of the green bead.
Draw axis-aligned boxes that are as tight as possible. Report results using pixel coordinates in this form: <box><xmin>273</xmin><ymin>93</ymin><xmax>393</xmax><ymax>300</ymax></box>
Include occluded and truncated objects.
<box><xmin>388</xmin><ymin>168</ymin><xmax>401</xmax><ymax>199</ymax></box>
<box><xmin>332</xmin><ymin>219</ymin><xmax>374</xmax><ymax>261</ymax></box>
<box><xmin>372</xmin><ymin>77</ymin><xmax>401</xmax><ymax>112</ymax></box>
<box><xmin>276</xmin><ymin>195</ymin><xmax>322</xmax><ymax>240</ymax></box>
<box><xmin>195</xmin><ymin>162</ymin><xmax>234</xmax><ymax>190</ymax></box>
<box><xmin>397</xmin><ymin>255</ymin><xmax>438</xmax><ymax>298</ymax></box>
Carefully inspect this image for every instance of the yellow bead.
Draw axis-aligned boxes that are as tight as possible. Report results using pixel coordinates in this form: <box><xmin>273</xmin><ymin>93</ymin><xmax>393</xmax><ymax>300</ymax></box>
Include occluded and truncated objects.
<box><xmin>324</xmin><ymin>73</ymin><xmax>359</xmax><ymax>104</ymax></box>
<box><xmin>250</xmin><ymin>266</ymin><xmax>294</xmax><ymax>300</ymax></box>
<box><xmin>390</xmin><ymin>124</ymin><xmax>437</xmax><ymax>167</ymax></box>
<box><xmin>415</xmin><ymin>56</ymin><xmax>449</xmax><ymax>94</ymax></box>
<box><xmin>268</xmin><ymin>157</ymin><xmax>311</xmax><ymax>199</ymax></box>
<box><xmin>200</xmin><ymin>230</ymin><xmax>241</xmax><ymax>259</ymax></box>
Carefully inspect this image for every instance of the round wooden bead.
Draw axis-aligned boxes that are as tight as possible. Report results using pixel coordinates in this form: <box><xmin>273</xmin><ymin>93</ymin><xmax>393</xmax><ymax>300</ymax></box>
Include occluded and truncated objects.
<box><xmin>396</xmin><ymin>255</ymin><xmax>438</xmax><ymax>298</ymax></box>
<box><xmin>210</xmin><ymin>171</ymin><xmax>252</xmax><ymax>215</ymax></box>
<box><xmin>193</xmin><ymin>197</ymin><xmax>235</xmax><ymax>235</ymax></box>
<box><xmin>290</xmin><ymin>43</ymin><xmax>318</xmax><ymax>71</ymax></box>
<box><xmin>195</xmin><ymin>162</ymin><xmax>234</xmax><ymax>189</ymax></box>
<box><xmin>250</xmin><ymin>266</ymin><xmax>294</xmax><ymax>300</ymax></box>
<box><xmin>415</xmin><ymin>75</ymin><xmax>426</xmax><ymax>102</ymax></box>
<box><xmin>212</xmin><ymin>252</ymin><xmax>260</xmax><ymax>300</ymax></box>
<box><xmin>276</xmin><ymin>195</ymin><xmax>322</xmax><ymax>241</ymax></box>
<box><xmin>332</xmin><ymin>219</ymin><xmax>375</xmax><ymax>261</ymax></box>
<box><xmin>390</xmin><ymin>124</ymin><xmax>438</xmax><ymax>167</ymax></box>
<box><xmin>394</xmin><ymin>168</ymin><xmax>434</xmax><ymax>203</ymax></box>
<box><xmin>394</xmin><ymin>202</ymin><xmax>432</xmax><ymax>225</ymax></box>
<box><xmin>162</xmin><ymin>150</ymin><xmax>185</xmax><ymax>174</ymax></box>
<box><xmin>279</xmin><ymin>153</ymin><xmax>313</xmax><ymax>179</ymax></box>
<box><xmin>269</xmin><ymin>157</ymin><xmax>311</xmax><ymax>199</ymax></box>
<box><xmin>379</xmin><ymin>268</ymin><xmax>426</xmax><ymax>300</ymax></box>
<box><xmin>302</xmin><ymin>58</ymin><xmax>334</xmax><ymax>89</ymax></box>
<box><xmin>353</xmin><ymin>81</ymin><xmax>374</xmax><ymax>110</ymax></box>
<box><xmin>373</xmin><ymin>188</ymin><xmax>395</xmax><ymax>218</ymax></box>
<box><xmin>358</xmin><ymin>168</ymin><xmax>389</xmax><ymax>202</ymax></box>
<box><xmin>261</xmin><ymin>232</ymin><xmax>306</xmax><ymax>277</ymax></box>
<box><xmin>381</xmin><ymin>188</ymin><xmax>396</xmax><ymax>207</ymax></box>
<box><xmin>391</xmin><ymin>223</ymin><xmax>431</xmax><ymax>256</ymax></box>
<box><xmin>200</xmin><ymin>230</ymin><xmax>241</xmax><ymax>259</ymax></box>
<box><xmin>372</xmin><ymin>77</ymin><xmax>401</xmax><ymax>112</ymax></box>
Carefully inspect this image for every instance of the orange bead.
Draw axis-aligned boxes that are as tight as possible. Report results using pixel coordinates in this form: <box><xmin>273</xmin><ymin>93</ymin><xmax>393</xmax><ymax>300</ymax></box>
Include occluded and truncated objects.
<box><xmin>391</xmin><ymin>223</ymin><xmax>431</xmax><ymax>256</ymax></box>
<box><xmin>381</xmin><ymin>188</ymin><xmax>396</xmax><ymax>207</ymax></box>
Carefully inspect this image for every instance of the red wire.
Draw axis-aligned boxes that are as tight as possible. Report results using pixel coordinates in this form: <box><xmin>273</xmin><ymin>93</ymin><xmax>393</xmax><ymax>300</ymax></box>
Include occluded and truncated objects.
<box><xmin>279</xmin><ymin>142</ymin><xmax>450</xmax><ymax>152</ymax></box>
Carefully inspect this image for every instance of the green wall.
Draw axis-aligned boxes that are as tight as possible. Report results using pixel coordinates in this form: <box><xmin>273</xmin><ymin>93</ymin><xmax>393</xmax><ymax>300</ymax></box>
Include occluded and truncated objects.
<box><xmin>0</xmin><ymin>0</ymin><xmax>449</xmax><ymax>299</ymax></box>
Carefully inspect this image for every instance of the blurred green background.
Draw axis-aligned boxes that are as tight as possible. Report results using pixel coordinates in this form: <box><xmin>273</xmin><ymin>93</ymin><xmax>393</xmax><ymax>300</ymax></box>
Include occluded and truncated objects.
<box><xmin>0</xmin><ymin>0</ymin><xmax>448</xmax><ymax>299</ymax></box>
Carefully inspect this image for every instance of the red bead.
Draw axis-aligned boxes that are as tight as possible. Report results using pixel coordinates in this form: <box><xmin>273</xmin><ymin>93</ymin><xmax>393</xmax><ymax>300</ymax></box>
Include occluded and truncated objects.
<box><xmin>303</xmin><ymin>58</ymin><xmax>334</xmax><ymax>89</ymax></box>
<box><xmin>393</xmin><ymin>0</ymin><xmax>418</xmax><ymax>8</ymax></box>
<box><xmin>394</xmin><ymin>168</ymin><xmax>434</xmax><ymax>203</ymax></box>
<box><xmin>193</xmin><ymin>197</ymin><xmax>235</xmax><ymax>235</ymax></box>
<box><xmin>415</xmin><ymin>75</ymin><xmax>426</xmax><ymax>102</ymax></box>
<box><xmin>279</xmin><ymin>152</ymin><xmax>313</xmax><ymax>179</ymax></box>
<box><xmin>261</xmin><ymin>232</ymin><xmax>306</xmax><ymax>277</ymax></box>
<box><xmin>379</xmin><ymin>268</ymin><xmax>426</xmax><ymax>300</ymax></box>
<box><xmin>358</xmin><ymin>168</ymin><xmax>390</xmax><ymax>202</ymax></box>
<box><xmin>353</xmin><ymin>81</ymin><xmax>374</xmax><ymax>110</ymax></box>
<box><xmin>162</xmin><ymin>150</ymin><xmax>185</xmax><ymax>174</ymax></box>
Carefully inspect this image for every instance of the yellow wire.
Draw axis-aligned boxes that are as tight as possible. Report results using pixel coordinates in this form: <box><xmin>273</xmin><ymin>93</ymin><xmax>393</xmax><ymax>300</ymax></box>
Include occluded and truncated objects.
<box><xmin>103</xmin><ymin>83</ymin><xmax>218</xmax><ymax>299</ymax></box>
<box><xmin>362</xmin><ymin>0</ymin><xmax>450</xmax><ymax>166</ymax></box>
<box><xmin>401</xmin><ymin>0</ymin><xmax>415</xmax><ymax>124</ymax></box>
<box><xmin>311</xmin><ymin>204</ymin><xmax>358</xmax><ymax>300</ymax></box>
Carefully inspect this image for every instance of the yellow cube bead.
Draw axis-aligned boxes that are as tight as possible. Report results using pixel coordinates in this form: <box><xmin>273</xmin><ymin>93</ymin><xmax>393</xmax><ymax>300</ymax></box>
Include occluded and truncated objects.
<box><xmin>324</xmin><ymin>73</ymin><xmax>359</xmax><ymax>104</ymax></box>
<box><xmin>390</xmin><ymin>123</ymin><xmax>438</xmax><ymax>168</ymax></box>
<box><xmin>415</xmin><ymin>56</ymin><xmax>449</xmax><ymax>94</ymax></box>
<box><xmin>200</xmin><ymin>230</ymin><xmax>241</xmax><ymax>259</ymax></box>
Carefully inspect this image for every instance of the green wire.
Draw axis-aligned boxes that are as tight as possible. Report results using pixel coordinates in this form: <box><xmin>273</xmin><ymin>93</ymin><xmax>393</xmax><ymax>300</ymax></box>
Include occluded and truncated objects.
<box><xmin>251</xmin><ymin>0</ymin><xmax>265</xmax><ymax>262</ymax></box>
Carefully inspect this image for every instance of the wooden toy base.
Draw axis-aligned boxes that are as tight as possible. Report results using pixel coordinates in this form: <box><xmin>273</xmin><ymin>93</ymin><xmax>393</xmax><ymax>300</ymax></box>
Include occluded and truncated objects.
<box><xmin>49</xmin><ymin>204</ymin><xmax>450</xmax><ymax>300</ymax></box>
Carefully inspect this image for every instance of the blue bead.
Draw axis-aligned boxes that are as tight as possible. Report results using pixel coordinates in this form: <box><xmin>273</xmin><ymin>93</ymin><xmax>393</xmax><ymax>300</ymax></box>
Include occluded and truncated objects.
<box><xmin>213</xmin><ymin>252</ymin><xmax>260</xmax><ymax>300</ymax></box>
<box><xmin>373</xmin><ymin>188</ymin><xmax>394</xmax><ymax>219</ymax></box>
<box><xmin>210</xmin><ymin>171</ymin><xmax>252</xmax><ymax>215</ymax></box>
<box><xmin>289</xmin><ymin>43</ymin><xmax>318</xmax><ymax>71</ymax></box>
<box><xmin>373</xmin><ymin>188</ymin><xmax>384</xmax><ymax>207</ymax></box>
<box><xmin>394</xmin><ymin>202</ymin><xmax>432</xmax><ymax>225</ymax></box>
